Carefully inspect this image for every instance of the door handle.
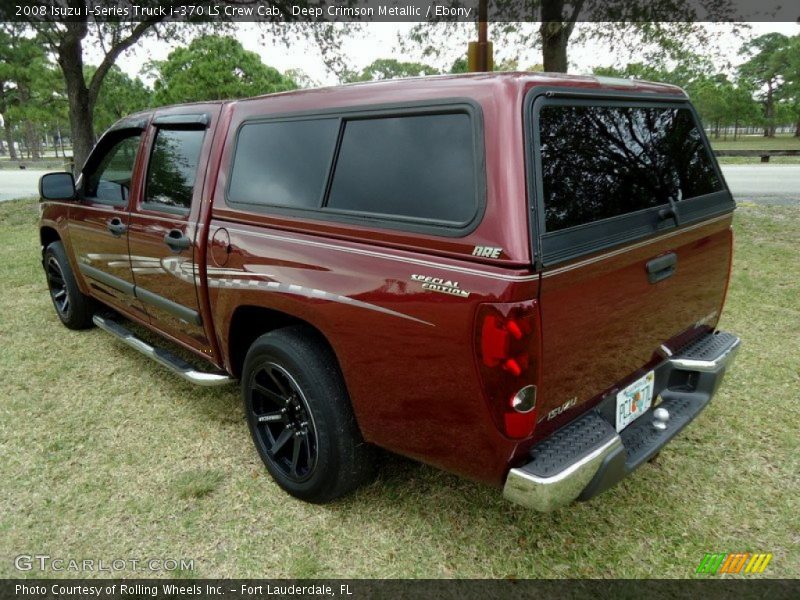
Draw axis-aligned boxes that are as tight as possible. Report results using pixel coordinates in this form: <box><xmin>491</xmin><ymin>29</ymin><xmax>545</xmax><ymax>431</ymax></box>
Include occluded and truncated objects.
<box><xmin>106</xmin><ymin>217</ymin><xmax>127</xmax><ymax>237</ymax></box>
<box><xmin>164</xmin><ymin>229</ymin><xmax>192</xmax><ymax>252</ymax></box>
<box><xmin>646</xmin><ymin>252</ymin><xmax>677</xmax><ymax>284</ymax></box>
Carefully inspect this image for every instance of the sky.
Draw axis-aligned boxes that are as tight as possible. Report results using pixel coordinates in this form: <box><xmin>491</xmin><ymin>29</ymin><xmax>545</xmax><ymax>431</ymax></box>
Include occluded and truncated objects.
<box><xmin>110</xmin><ymin>21</ymin><xmax>800</xmax><ymax>87</ymax></box>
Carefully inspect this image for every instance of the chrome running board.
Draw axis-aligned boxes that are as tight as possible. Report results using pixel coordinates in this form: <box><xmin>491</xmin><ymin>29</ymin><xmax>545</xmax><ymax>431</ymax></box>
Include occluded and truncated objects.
<box><xmin>92</xmin><ymin>315</ymin><xmax>234</xmax><ymax>387</ymax></box>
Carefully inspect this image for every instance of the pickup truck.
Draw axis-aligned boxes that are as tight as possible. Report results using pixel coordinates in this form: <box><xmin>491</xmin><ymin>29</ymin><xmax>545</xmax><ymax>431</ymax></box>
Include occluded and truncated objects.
<box><xmin>38</xmin><ymin>73</ymin><xmax>740</xmax><ymax>509</ymax></box>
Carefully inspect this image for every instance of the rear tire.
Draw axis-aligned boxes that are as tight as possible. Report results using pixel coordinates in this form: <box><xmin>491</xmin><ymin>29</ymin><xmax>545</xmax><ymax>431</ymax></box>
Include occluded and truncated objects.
<box><xmin>44</xmin><ymin>241</ymin><xmax>95</xmax><ymax>330</ymax></box>
<box><xmin>242</xmin><ymin>326</ymin><xmax>375</xmax><ymax>503</ymax></box>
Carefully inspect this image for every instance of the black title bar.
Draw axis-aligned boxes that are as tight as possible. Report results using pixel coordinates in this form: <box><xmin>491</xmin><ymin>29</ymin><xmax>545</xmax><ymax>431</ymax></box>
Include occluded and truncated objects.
<box><xmin>1</xmin><ymin>0</ymin><xmax>799</xmax><ymax>22</ymax></box>
<box><xmin>2</xmin><ymin>579</ymin><xmax>800</xmax><ymax>600</ymax></box>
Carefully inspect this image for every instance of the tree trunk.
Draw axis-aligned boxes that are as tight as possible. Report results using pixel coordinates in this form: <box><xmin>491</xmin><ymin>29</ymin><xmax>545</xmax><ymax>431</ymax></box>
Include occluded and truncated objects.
<box><xmin>25</xmin><ymin>121</ymin><xmax>40</xmax><ymax>159</ymax></box>
<box><xmin>0</xmin><ymin>84</ymin><xmax>16</xmax><ymax>159</ymax></box>
<box><xmin>4</xmin><ymin>123</ymin><xmax>17</xmax><ymax>160</ymax></box>
<box><xmin>61</xmin><ymin>73</ymin><xmax>94</xmax><ymax>171</ymax></box>
<box><xmin>57</xmin><ymin>25</ymin><xmax>95</xmax><ymax>174</ymax></box>
<box><xmin>540</xmin><ymin>0</ymin><xmax>576</xmax><ymax>73</ymax></box>
<box><xmin>734</xmin><ymin>120</ymin><xmax>739</xmax><ymax>141</ymax></box>
<box><xmin>763</xmin><ymin>82</ymin><xmax>774</xmax><ymax>138</ymax></box>
<box><xmin>541</xmin><ymin>24</ymin><xmax>569</xmax><ymax>73</ymax></box>
<box><xmin>795</xmin><ymin>120</ymin><xmax>800</xmax><ymax>137</ymax></box>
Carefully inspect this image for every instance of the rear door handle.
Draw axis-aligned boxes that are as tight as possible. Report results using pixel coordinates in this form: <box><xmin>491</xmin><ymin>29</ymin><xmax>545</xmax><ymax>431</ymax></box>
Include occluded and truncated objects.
<box><xmin>164</xmin><ymin>229</ymin><xmax>192</xmax><ymax>252</ymax></box>
<box><xmin>646</xmin><ymin>252</ymin><xmax>677</xmax><ymax>284</ymax></box>
<box><xmin>106</xmin><ymin>217</ymin><xmax>127</xmax><ymax>237</ymax></box>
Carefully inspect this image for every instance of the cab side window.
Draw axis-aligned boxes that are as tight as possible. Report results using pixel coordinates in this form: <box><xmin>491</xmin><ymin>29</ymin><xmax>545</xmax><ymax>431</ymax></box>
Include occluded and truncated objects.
<box><xmin>83</xmin><ymin>133</ymin><xmax>142</xmax><ymax>205</ymax></box>
<box><xmin>144</xmin><ymin>128</ymin><xmax>205</xmax><ymax>213</ymax></box>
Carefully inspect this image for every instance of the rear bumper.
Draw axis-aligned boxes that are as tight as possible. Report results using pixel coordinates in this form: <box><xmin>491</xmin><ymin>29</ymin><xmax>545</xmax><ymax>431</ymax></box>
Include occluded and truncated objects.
<box><xmin>503</xmin><ymin>330</ymin><xmax>740</xmax><ymax>511</ymax></box>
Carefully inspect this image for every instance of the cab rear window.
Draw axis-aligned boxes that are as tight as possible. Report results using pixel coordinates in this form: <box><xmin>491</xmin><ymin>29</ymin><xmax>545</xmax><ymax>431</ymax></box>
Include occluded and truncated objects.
<box><xmin>538</xmin><ymin>105</ymin><xmax>723</xmax><ymax>232</ymax></box>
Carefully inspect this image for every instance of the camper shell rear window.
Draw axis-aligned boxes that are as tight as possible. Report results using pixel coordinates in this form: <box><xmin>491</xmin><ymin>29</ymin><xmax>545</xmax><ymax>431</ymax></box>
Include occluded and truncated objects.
<box><xmin>527</xmin><ymin>91</ymin><xmax>735</xmax><ymax>266</ymax></box>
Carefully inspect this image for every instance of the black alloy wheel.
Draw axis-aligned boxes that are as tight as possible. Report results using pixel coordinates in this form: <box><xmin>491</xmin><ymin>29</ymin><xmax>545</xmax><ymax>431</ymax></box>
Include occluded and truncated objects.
<box><xmin>46</xmin><ymin>255</ymin><xmax>70</xmax><ymax>317</ymax></box>
<box><xmin>44</xmin><ymin>241</ymin><xmax>95</xmax><ymax>330</ymax></box>
<box><xmin>248</xmin><ymin>362</ymin><xmax>318</xmax><ymax>482</ymax></box>
<box><xmin>242</xmin><ymin>327</ymin><xmax>376</xmax><ymax>503</ymax></box>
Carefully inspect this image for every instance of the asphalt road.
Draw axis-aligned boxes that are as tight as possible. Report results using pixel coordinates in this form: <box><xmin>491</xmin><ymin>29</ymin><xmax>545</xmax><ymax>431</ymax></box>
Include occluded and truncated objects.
<box><xmin>0</xmin><ymin>169</ymin><xmax>50</xmax><ymax>202</ymax></box>
<box><xmin>718</xmin><ymin>164</ymin><xmax>800</xmax><ymax>205</ymax></box>
<box><xmin>1</xmin><ymin>164</ymin><xmax>798</xmax><ymax>204</ymax></box>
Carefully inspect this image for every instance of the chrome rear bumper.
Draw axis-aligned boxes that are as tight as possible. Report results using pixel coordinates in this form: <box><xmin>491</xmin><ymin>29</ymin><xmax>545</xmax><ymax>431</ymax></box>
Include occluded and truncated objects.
<box><xmin>503</xmin><ymin>330</ymin><xmax>740</xmax><ymax>511</ymax></box>
<box><xmin>668</xmin><ymin>331</ymin><xmax>741</xmax><ymax>372</ymax></box>
<box><xmin>504</xmin><ymin>431</ymin><xmax>623</xmax><ymax>512</ymax></box>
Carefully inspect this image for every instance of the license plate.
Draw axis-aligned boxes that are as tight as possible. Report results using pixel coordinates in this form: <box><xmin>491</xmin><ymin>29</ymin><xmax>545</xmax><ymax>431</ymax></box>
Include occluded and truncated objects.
<box><xmin>615</xmin><ymin>371</ymin><xmax>655</xmax><ymax>432</ymax></box>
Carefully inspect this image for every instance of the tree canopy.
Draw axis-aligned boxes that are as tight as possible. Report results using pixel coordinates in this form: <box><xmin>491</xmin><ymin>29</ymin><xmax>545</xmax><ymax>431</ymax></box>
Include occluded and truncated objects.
<box><xmin>7</xmin><ymin>3</ymin><xmax>349</xmax><ymax>170</ymax></box>
<box><xmin>0</xmin><ymin>25</ymin><xmax>66</xmax><ymax>159</ymax></box>
<box><xmin>591</xmin><ymin>38</ymin><xmax>800</xmax><ymax>141</ymax></box>
<box><xmin>739</xmin><ymin>33</ymin><xmax>794</xmax><ymax>136</ymax></box>
<box><xmin>91</xmin><ymin>66</ymin><xmax>152</xmax><ymax>134</ymax></box>
<box><xmin>342</xmin><ymin>58</ymin><xmax>439</xmax><ymax>83</ymax></box>
<box><xmin>149</xmin><ymin>35</ymin><xmax>297</xmax><ymax>105</ymax></box>
<box><xmin>403</xmin><ymin>2</ymin><xmax>746</xmax><ymax>75</ymax></box>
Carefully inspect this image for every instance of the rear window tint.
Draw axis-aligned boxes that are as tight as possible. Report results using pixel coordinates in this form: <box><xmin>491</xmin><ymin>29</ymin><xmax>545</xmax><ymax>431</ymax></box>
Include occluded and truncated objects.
<box><xmin>538</xmin><ymin>105</ymin><xmax>723</xmax><ymax>232</ymax></box>
<box><xmin>326</xmin><ymin>113</ymin><xmax>477</xmax><ymax>224</ymax></box>
<box><xmin>228</xmin><ymin>119</ymin><xmax>339</xmax><ymax>209</ymax></box>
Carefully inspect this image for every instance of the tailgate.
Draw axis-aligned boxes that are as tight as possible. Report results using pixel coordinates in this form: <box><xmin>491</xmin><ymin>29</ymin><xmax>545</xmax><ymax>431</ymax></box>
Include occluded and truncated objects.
<box><xmin>527</xmin><ymin>92</ymin><xmax>735</xmax><ymax>437</ymax></box>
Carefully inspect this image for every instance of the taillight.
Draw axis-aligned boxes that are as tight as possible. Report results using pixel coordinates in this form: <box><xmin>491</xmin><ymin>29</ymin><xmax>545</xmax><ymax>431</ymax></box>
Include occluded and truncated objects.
<box><xmin>474</xmin><ymin>300</ymin><xmax>541</xmax><ymax>439</ymax></box>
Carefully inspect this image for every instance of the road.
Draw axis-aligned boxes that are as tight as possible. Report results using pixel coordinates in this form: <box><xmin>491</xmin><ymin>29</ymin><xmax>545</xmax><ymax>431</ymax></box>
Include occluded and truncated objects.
<box><xmin>0</xmin><ymin>169</ymin><xmax>50</xmax><ymax>202</ymax></box>
<box><xmin>1</xmin><ymin>164</ymin><xmax>798</xmax><ymax>204</ymax></box>
<box><xmin>717</xmin><ymin>164</ymin><xmax>800</xmax><ymax>205</ymax></box>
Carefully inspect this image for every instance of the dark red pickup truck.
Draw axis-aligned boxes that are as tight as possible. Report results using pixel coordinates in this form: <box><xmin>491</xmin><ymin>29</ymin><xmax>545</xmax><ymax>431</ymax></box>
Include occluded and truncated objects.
<box><xmin>38</xmin><ymin>73</ymin><xmax>740</xmax><ymax>510</ymax></box>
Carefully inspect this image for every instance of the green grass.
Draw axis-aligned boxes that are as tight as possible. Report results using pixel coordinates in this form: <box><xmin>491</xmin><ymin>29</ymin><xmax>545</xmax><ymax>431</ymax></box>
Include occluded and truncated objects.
<box><xmin>711</xmin><ymin>134</ymin><xmax>800</xmax><ymax>151</ymax></box>
<box><xmin>710</xmin><ymin>134</ymin><xmax>800</xmax><ymax>164</ymax></box>
<box><xmin>0</xmin><ymin>157</ymin><xmax>68</xmax><ymax>170</ymax></box>
<box><xmin>0</xmin><ymin>198</ymin><xmax>797</xmax><ymax>579</ymax></box>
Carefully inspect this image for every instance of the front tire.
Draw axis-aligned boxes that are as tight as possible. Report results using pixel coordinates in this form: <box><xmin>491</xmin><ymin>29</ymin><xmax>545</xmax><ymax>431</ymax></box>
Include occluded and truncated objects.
<box><xmin>44</xmin><ymin>241</ymin><xmax>95</xmax><ymax>330</ymax></box>
<box><xmin>242</xmin><ymin>326</ymin><xmax>375</xmax><ymax>503</ymax></box>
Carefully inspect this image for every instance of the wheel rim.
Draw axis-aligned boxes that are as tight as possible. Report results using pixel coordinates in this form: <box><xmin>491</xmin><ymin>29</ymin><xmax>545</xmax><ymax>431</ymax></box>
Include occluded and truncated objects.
<box><xmin>248</xmin><ymin>362</ymin><xmax>318</xmax><ymax>482</ymax></box>
<box><xmin>46</xmin><ymin>256</ymin><xmax>70</xmax><ymax>316</ymax></box>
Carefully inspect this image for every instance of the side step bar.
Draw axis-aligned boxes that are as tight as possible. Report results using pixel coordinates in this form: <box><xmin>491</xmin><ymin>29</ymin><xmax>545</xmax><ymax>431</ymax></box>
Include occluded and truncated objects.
<box><xmin>92</xmin><ymin>315</ymin><xmax>234</xmax><ymax>387</ymax></box>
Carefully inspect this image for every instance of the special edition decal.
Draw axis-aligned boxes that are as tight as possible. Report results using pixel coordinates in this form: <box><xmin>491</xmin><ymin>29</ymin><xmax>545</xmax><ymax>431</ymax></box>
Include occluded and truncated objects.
<box><xmin>410</xmin><ymin>274</ymin><xmax>470</xmax><ymax>298</ymax></box>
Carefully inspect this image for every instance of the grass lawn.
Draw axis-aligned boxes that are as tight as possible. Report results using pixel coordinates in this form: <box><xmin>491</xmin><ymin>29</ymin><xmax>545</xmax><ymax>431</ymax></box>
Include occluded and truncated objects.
<box><xmin>0</xmin><ymin>198</ymin><xmax>797</xmax><ymax>579</ymax></box>
<box><xmin>711</xmin><ymin>133</ymin><xmax>800</xmax><ymax>164</ymax></box>
<box><xmin>0</xmin><ymin>157</ymin><xmax>68</xmax><ymax>171</ymax></box>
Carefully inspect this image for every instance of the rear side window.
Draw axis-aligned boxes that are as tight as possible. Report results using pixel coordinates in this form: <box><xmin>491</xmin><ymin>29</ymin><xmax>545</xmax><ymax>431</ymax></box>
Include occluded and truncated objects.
<box><xmin>145</xmin><ymin>128</ymin><xmax>205</xmax><ymax>212</ymax></box>
<box><xmin>538</xmin><ymin>105</ymin><xmax>723</xmax><ymax>232</ymax></box>
<box><xmin>226</xmin><ymin>107</ymin><xmax>482</xmax><ymax>233</ymax></box>
<box><xmin>327</xmin><ymin>113</ymin><xmax>476</xmax><ymax>224</ymax></box>
<box><xmin>228</xmin><ymin>119</ymin><xmax>339</xmax><ymax>209</ymax></box>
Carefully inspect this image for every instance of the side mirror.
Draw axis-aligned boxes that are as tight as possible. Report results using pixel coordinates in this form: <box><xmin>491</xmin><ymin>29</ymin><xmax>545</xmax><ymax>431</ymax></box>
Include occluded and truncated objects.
<box><xmin>39</xmin><ymin>172</ymin><xmax>76</xmax><ymax>201</ymax></box>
